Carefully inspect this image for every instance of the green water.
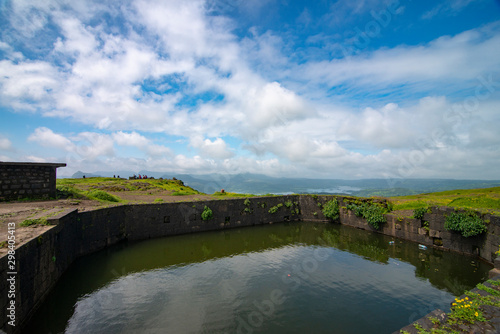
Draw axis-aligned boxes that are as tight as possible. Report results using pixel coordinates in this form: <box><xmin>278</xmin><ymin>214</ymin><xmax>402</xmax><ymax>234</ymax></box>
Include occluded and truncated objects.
<box><xmin>26</xmin><ymin>222</ymin><xmax>492</xmax><ymax>334</ymax></box>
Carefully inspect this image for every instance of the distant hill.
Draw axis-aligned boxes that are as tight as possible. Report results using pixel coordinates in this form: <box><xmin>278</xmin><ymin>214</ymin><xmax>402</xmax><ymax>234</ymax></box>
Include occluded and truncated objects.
<box><xmin>69</xmin><ymin>171</ymin><xmax>500</xmax><ymax>197</ymax></box>
<box><xmin>164</xmin><ymin>173</ymin><xmax>500</xmax><ymax>197</ymax></box>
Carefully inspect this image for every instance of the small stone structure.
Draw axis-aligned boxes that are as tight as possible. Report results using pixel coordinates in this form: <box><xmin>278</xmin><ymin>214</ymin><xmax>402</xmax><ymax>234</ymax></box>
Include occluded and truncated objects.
<box><xmin>0</xmin><ymin>162</ymin><xmax>66</xmax><ymax>201</ymax></box>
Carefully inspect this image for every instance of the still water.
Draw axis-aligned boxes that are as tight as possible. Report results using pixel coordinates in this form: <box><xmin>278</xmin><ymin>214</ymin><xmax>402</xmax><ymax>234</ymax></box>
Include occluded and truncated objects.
<box><xmin>26</xmin><ymin>222</ymin><xmax>491</xmax><ymax>334</ymax></box>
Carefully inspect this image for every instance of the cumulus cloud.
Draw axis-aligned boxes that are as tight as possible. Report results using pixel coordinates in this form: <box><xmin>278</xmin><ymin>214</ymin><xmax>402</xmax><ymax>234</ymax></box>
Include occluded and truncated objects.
<box><xmin>190</xmin><ymin>136</ymin><xmax>234</xmax><ymax>160</ymax></box>
<box><xmin>0</xmin><ymin>136</ymin><xmax>12</xmax><ymax>151</ymax></box>
<box><xmin>113</xmin><ymin>131</ymin><xmax>172</xmax><ymax>157</ymax></box>
<box><xmin>28</xmin><ymin>127</ymin><xmax>76</xmax><ymax>151</ymax></box>
<box><xmin>1</xmin><ymin>0</ymin><xmax>499</xmax><ymax>180</ymax></box>
<box><xmin>298</xmin><ymin>23</ymin><xmax>500</xmax><ymax>96</ymax></box>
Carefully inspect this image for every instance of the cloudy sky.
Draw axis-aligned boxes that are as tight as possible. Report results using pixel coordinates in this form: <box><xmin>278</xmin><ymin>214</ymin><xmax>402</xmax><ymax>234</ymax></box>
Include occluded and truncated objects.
<box><xmin>0</xmin><ymin>0</ymin><xmax>499</xmax><ymax>179</ymax></box>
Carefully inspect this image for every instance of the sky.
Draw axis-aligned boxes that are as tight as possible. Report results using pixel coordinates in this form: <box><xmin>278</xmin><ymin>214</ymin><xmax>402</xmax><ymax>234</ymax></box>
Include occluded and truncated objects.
<box><xmin>0</xmin><ymin>0</ymin><xmax>499</xmax><ymax>179</ymax></box>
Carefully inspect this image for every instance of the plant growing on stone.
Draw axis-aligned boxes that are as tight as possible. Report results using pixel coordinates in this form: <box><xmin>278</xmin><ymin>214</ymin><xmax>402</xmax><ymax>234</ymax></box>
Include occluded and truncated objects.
<box><xmin>322</xmin><ymin>199</ymin><xmax>340</xmax><ymax>221</ymax></box>
<box><xmin>345</xmin><ymin>201</ymin><xmax>386</xmax><ymax>229</ymax></box>
<box><xmin>444</xmin><ymin>210</ymin><xmax>487</xmax><ymax>237</ymax></box>
<box><xmin>268</xmin><ymin>205</ymin><xmax>279</xmax><ymax>214</ymax></box>
<box><xmin>201</xmin><ymin>206</ymin><xmax>213</xmax><ymax>221</ymax></box>
<box><xmin>413</xmin><ymin>207</ymin><xmax>430</xmax><ymax>220</ymax></box>
<box><xmin>20</xmin><ymin>217</ymin><xmax>50</xmax><ymax>227</ymax></box>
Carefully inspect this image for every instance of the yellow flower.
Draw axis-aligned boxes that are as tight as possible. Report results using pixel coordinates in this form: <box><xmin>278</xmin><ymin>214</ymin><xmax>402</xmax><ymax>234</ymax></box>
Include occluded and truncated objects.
<box><xmin>475</xmin><ymin>312</ymin><xmax>479</xmax><ymax>317</ymax></box>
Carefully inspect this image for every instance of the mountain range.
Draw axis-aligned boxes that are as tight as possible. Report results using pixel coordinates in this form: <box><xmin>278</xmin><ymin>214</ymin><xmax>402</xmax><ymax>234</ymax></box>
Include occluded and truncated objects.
<box><xmin>70</xmin><ymin>171</ymin><xmax>500</xmax><ymax>197</ymax></box>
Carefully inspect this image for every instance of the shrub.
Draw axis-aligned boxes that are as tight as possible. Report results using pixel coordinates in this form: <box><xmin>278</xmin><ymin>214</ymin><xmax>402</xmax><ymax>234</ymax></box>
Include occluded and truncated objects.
<box><xmin>244</xmin><ymin>198</ymin><xmax>251</xmax><ymax>206</ymax></box>
<box><xmin>201</xmin><ymin>206</ymin><xmax>213</xmax><ymax>221</ymax></box>
<box><xmin>413</xmin><ymin>207</ymin><xmax>429</xmax><ymax>220</ymax></box>
<box><xmin>87</xmin><ymin>189</ymin><xmax>120</xmax><ymax>202</ymax></box>
<box><xmin>345</xmin><ymin>201</ymin><xmax>387</xmax><ymax>229</ymax></box>
<box><xmin>268</xmin><ymin>206</ymin><xmax>279</xmax><ymax>214</ymax></box>
<box><xmin>284</xmin><ymin>200</ymin><xmax>293</xmax><ymax>208</ymax></box>
<box><xmin>444</xmin><ymin>211</ymin><xmax>487</xmax><ymax>237</ymax></box>
<box><xmin>322</xmin><ymin>199</ymin><xmax>340</xmax><ymax>221</ymax></box>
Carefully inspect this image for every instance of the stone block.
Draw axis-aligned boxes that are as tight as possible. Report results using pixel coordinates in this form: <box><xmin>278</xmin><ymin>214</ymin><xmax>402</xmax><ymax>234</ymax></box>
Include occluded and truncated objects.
<box><xmin>429</xmin><ymin>229</ymin><xmax>440</xmax><ymax>238</ymax></box>
<box><xmin>418</xmin><ymin>227</ymin><xmax>429</xmax><ymax>236</ymax></box>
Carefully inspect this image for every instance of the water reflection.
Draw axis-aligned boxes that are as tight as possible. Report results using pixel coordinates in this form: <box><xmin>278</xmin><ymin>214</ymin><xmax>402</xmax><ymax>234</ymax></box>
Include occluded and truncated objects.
<box><xmin>25</xmin><ymin>222</ymin><xmax>491</xmax><ymax>334</ymax></box>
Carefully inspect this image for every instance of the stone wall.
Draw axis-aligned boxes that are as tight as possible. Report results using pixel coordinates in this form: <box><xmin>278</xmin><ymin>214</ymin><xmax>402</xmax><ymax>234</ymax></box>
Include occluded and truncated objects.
<box><xmin>1</xmin><ymin>194</ymin><xmax>499</xmax><ymax>333</ymax></box>
<box><xmin>0</xmin><ymin>163</ymin><xmax>66</xmax><ymax>201</ymax></box>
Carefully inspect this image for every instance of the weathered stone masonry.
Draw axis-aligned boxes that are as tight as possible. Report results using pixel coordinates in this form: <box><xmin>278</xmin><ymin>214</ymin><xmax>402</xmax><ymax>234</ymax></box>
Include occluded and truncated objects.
<box><xmin>1</xmin><ymin>195</ymin><xmax>499</xmax><ymax>333</ymax></box>
<box><xmin>0</xmin><ymin>162</ymin><xmax>66</xmax><ymax>201</ymax></box>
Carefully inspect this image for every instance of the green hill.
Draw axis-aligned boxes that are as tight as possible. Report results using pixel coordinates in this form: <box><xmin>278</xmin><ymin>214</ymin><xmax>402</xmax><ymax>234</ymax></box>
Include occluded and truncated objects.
<box><xmin>390</xmin><ymin>187</ymin><xmax>500</xmax><ymax>216</ymax></box>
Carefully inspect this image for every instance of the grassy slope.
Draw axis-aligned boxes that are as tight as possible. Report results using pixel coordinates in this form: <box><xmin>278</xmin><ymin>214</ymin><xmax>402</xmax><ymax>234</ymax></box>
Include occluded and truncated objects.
<box><xmin>390</xmin><ymin>187</ymin><xmax>500</xmax><ymax>215</ymax></box>
<box><xmin>56</xmin><ymin>177</ymin><xmax>254</xmax><ymax>203</ymax></box>
<box><xmin>57</xmin><ymin>177</ymin><xmax>202</xmax><ymax>202</ymax></box>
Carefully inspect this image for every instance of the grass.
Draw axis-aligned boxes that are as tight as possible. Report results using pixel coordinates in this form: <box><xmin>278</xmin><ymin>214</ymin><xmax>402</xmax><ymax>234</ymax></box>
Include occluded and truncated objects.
<box><xmin>86</xmin><ymin>189</ymin><xmax>120</xmax><ymax>202</ymax></box>
<box><xmin>390</xmin><ymin>187</ymin><xmax>500</xmax><ymax>216</ymax></box>
<box><xmin>20</xmin><ymin>217</ymin><xmax>50</xmax><ymax>227</ymax></box>
<box><xmin>57</xmin><ymin>177</ymin><xmax>201</xmax><ymax>200</ymax></box>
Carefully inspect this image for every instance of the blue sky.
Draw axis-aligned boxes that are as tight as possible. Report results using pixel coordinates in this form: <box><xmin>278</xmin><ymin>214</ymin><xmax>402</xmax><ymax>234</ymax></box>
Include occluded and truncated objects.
<box><xmin>0</xmin><ymin>0</ymin><xmax>499</xmax><ymax>179</ymax></box>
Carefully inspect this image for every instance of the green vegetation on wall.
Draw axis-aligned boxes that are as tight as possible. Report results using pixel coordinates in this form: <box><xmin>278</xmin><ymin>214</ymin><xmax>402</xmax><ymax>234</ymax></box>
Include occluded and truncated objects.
<box><xmin>345</xmin><ymin>200</ymin><xmax>387</xmax><ymax>229</ymax></box>
<box><xmin>444</xmin><ymin>210</ymin><xmax>487</xmax><ymax>237</ymax></box>
<box><xmin>20</xmin><ymin>217</ymin><xmax>50</xmax><ymax>227</ymax></box>
<box><xmin>413</xmin><ymin>207</ymin><xmax>430</xmax><ymax>220</ymax></box>
<box><xmin>201</xmin><ymin>206</ymin><xmax>214</xmax><ymax>221</ymax></box>
<box><xmin>268</xmin><ymin>203</ymin><xmax>283</xmax><ymax>214</ymax></box>
<box><xmin>322</xmin><ymin>199</ymin><xmax>340</xmax><ymax>221</ymax></box>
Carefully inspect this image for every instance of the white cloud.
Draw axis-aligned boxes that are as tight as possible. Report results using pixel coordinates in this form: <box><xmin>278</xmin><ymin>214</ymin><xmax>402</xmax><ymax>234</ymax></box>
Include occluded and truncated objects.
<box><xmin>73</xmin><ymin>132</ymin><xmax>115</xmax><ymax>161</ymax></box>
<box><xmin>0</xmin><ymin>136</ymin><xmax>12</xmax><ymax>151</ymax></box>
<box><xmin>298</xmin><ymin>23</ymin><xmax>500</xmax><ymax>95</ymax></box>
<box><xmin>422</xmin><ymin>0</ymin><xmax>478</xmax><ymax>19</ymax></box>
<box><xmin>1</xmin><ymin>0</ymin><xmax>499</xmax><ymax>180</ymax></box>
<box><xmin>113</xmin><ymin>131</ymin><xmax>150</xmax><ymax>147</ymax></box>
<box><xmin>190</xmin><ymin>137</ymin><xmax>234</xmax><ymax>160</ymax></box>
<box><xmin>113</xmin><ymin>131</ymin><xmax>173</xmax><ymax>157</ymax></box>
<box><xmin>28</xmin><ymin>127</ymin><xmax>75</xmax><ymax>151</ymax></box>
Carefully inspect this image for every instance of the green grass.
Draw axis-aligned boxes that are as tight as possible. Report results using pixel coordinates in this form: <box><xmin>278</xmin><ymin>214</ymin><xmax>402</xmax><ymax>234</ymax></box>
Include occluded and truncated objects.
<box><xmin>391</xmin><ymin>187</ymin><xmax>500</xmax><ymax>215</ymax></box>
<box><xmin>86</xmin><ymin>189</ymin><xmax>120</xmax><ymax>202</ymax></box>
<box><xmin>57</xmin><ymin>177</ymin><xmax>201</xmax><ymax>198</ymax></box>
<box><xmin>20</xmin><ymin>217</ymin><xmax>50</xmax><ymax>227</ymax></box>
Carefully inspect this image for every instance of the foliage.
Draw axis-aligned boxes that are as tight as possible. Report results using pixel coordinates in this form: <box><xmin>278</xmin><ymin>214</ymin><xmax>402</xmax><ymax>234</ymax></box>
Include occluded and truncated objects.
<box><xmin>244</xmin><ymin>198</ymin><xmax>251</xmax><ymax>206</ymax></box>
<box><xmin>268</xmin><ymin>205</ymin><xmax>279</xmax><ymax>214</ymax></box>
<box><xmin>86</xmin><ymin>189</ymin><xmax>120</xmax><ymax>202</ymax></box>
<box><xmin>413</xmin><ymin>207</ymin><xmax>430</xmax><ymax>220</ymax></box>
<box><xmin>20</xmin><ymin>217</ymin><xmax>50</xmax><ymax>227</ymax></box>
<box><xmin>284</xmin><ymin>200</ymin><xmax>293</xmax><ymax>208</ymax></box>
<box><xmin>345</xmin><ymin>201</ymin><xmax>387</xmax><ymax>229</ymax></box>
<box><xmin>449</xmin><ymin>296</ymin><xmax>486</xmax><ymax>324</ymax></box>
<box><xmin>322</xmin><ymin>199</ymin><xmax>340</xmax><ymax>221</ymax></box>
<box><xmin>201</xmin><ymin>206</ymin><xmax>213</xmax><ymax>221</ymax></box>
<box><xmin>444</xmin><ymin>211</ymin><xmax>487</xmax><ymax>237</ymax></box>
<box><xmin>154</xmin><ymin>198</ymin><xmax>164</xmax><ymax>203</ymax></box>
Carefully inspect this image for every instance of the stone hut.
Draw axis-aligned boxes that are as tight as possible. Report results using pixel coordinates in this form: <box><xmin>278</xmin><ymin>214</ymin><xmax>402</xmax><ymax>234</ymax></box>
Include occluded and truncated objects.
<box><xmin>0</xmin><ymin>162</ymin><xmax>66</xmax><ymax>201</ymax></box>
